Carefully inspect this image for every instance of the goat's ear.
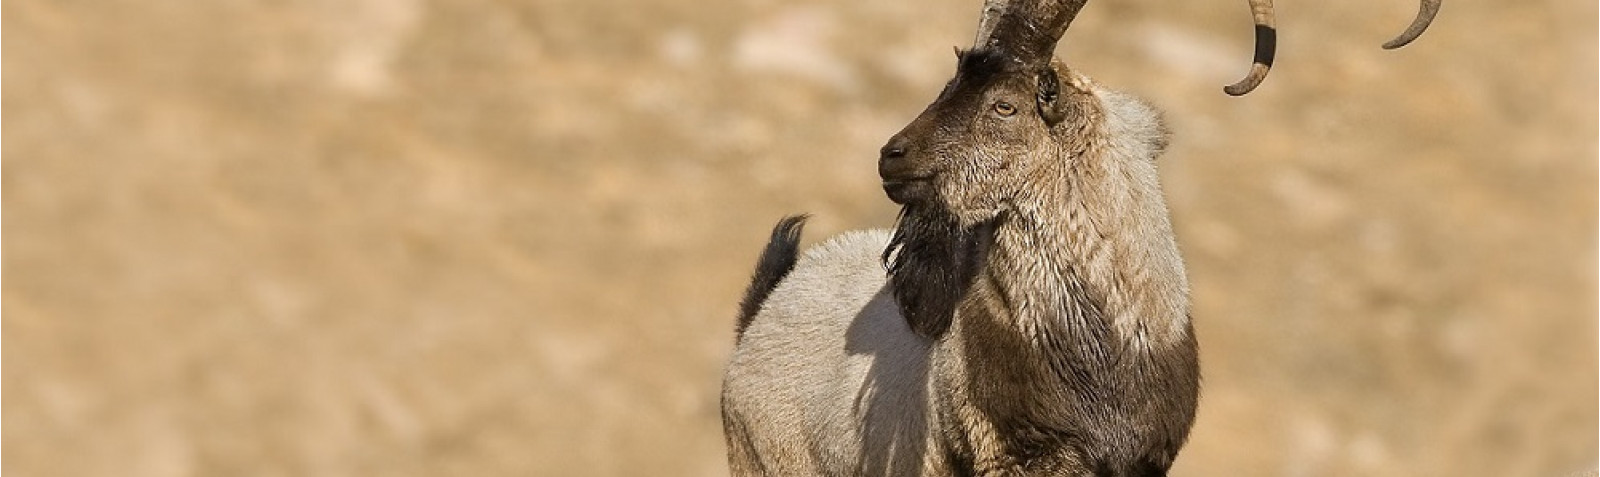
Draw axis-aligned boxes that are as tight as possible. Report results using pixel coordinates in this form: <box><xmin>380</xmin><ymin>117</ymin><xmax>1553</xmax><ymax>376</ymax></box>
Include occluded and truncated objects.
<box><xmin>1036</xmin><ymin>67</ymin><xmax>1066</xmax><ymax>126</ymax></box>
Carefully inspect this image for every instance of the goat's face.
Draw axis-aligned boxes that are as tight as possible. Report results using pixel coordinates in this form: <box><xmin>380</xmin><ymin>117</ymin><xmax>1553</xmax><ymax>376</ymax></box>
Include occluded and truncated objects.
<box><xmin>879</xmin><ymin>52</ymin><xmax>1097</xmax><ymax>223</ymax></box>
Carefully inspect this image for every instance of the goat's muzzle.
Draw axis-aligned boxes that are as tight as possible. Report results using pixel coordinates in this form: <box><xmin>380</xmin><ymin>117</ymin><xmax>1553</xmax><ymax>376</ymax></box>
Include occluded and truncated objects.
<box><xmin>879</xmin><ymin>138</ymin><xmax>936</xmax><ymax>205</ymax></box>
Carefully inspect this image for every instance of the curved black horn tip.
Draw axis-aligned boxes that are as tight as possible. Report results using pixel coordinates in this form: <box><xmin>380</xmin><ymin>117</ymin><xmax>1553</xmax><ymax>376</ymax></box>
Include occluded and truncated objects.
<box><xmin>1382</xmin><ymin>0</ymin><xmax>1442</xmax><ymax>50</ymax></box>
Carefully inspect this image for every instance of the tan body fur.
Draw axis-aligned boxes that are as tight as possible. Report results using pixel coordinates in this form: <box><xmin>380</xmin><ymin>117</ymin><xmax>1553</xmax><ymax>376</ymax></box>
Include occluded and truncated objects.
<box><xmin>723</xmin><ymin>80</ymin><xmax>1196</xmax><ymax>476</ymax></box>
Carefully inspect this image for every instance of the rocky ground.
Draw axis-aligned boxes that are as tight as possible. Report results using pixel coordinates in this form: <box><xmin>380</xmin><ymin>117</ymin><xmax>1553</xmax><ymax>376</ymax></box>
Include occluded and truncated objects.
<box><xmin>5</xmin><ymin>0</ymin><xmax>1596</xmax><ymax>475</ymax></box>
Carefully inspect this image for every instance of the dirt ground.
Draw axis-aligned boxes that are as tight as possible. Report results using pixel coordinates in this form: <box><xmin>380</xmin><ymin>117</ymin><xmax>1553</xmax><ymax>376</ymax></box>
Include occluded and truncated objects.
<box><xmin>4</xmin><ymin>0</ymin><xmax>1596</xmax><ymax>475</ymax></box>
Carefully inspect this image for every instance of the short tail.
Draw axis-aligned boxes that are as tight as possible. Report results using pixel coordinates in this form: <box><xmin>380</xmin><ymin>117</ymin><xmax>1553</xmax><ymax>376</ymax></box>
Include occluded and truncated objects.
<box><xmin>735</xmin><ymin>214</ymin><xmax>808</xmax><ymax>338</ymax></box>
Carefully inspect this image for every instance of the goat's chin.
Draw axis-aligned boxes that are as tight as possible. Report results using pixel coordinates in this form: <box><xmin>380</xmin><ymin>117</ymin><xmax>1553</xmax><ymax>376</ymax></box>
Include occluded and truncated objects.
<box><xmin>882</xmin><ymin>180</ymin><xmax>935</xmax><ymax>205</ymax></box>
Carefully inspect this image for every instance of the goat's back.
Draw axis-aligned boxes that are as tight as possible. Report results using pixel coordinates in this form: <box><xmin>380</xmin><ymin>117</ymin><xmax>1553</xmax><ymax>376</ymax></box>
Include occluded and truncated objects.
<box><xmin>722</xmin><ymin>229</ymin><xmax>943</xmax><ymax>476</ymax></box>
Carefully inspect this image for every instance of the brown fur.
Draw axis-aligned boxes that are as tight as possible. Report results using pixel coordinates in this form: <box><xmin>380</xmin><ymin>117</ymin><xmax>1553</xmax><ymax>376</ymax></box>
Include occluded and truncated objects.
<box><xmin>879</xmin><ymin>56</ymin><xmax>1198</xmax><ymax>475</ymax></box>
<box><xmin>724</xmin><ymin>54</ymin><xmax>1197</xmax><ymax>475</ymax></box>
<box><xmin>724</xmin><ymin>1</ymin><xmax>1197</xmax><ymax>475</ymax></box>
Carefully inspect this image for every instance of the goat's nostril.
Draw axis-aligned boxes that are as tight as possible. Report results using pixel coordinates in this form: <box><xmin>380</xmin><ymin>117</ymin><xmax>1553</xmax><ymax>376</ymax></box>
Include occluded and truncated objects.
<box><xmin>881</xmin><ymin>145</ymin><xmax>907</xmax><ymax>159</ymax></box>
<box><xmin>881</xmin><ymin>135</ymin><xmax>912</xmax><ymax>160</ymax></box>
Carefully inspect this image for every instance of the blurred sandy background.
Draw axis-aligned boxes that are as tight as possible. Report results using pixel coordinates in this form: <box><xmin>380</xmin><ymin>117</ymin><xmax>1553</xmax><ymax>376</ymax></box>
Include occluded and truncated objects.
<box><xmin>4</xmin><ymin>0</ymin><xmax>1596</xmax><ymax>475</ymax></box>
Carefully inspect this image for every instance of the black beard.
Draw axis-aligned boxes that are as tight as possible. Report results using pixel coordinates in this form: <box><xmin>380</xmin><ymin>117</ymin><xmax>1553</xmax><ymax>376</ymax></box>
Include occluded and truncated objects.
<box><xmin>882</xmin><ymin>204</ymin><xmax>999</xmax><ymax>339</ymax></box>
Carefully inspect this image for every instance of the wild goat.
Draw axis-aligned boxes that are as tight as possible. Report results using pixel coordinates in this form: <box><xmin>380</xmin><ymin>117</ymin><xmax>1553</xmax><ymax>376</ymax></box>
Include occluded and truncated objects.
<box><xmin>721</xmin><ymin>0</ymin><xmax>1439</xmax><ymax>475</ymax></box>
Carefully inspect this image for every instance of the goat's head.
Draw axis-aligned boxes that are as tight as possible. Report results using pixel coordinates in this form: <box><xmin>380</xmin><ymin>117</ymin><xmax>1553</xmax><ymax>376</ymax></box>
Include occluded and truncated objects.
<box><xmin>878</xmin><ymin>0</ymin><xmax>1092</xmax><ymax>225</ymax></box>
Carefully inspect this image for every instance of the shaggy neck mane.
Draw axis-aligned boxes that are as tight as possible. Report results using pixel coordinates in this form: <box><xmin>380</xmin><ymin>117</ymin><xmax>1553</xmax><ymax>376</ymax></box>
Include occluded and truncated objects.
<box><xmin>882</xmin><ymin>203</ymin><xmax>997</xmax><ymax>339</ymax></box>
<box><xmin>882</xmin><ymin>115</ymin><xmax>1197</xmax><ymax>471</ymax></box>
<box><xmin>883</xmin><ymin>147</ymin><xmax>1183</xmax><ymax>347</ymax></box>
<box><xmin>883</xmin><ymin>178</ymin><xmax>1123</xmax><ymax>351</ymax></box>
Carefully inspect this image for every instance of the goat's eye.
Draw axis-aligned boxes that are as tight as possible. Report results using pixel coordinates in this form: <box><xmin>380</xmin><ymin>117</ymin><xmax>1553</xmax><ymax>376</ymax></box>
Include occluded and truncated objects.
<box><xmin>993</xmin><ymin>101</ymin><xmax>1017</xmax><ymax>116</ymax></box>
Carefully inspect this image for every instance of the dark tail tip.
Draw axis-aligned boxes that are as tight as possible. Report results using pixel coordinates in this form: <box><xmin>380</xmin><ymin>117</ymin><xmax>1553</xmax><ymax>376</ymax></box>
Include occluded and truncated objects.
<box><xmin>735</xmin><ymin>214</ymin><xmax>809</xmax><ymax>339</ymax></box>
